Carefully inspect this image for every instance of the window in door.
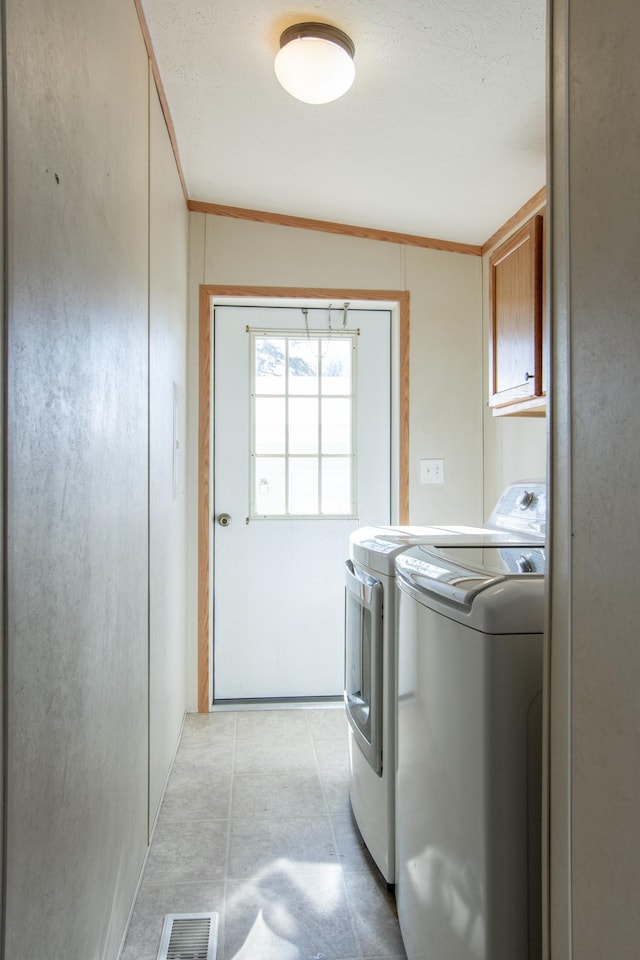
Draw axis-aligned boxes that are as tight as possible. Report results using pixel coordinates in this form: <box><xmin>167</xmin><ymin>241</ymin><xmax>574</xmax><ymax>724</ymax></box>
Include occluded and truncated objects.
<box><xmin>250</xmin><ymin>329</ymin><xmax>357</xmax><ymax>518</ymax></box>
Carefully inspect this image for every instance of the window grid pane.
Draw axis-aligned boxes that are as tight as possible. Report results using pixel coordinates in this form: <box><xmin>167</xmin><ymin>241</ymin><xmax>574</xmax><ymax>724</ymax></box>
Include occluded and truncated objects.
<box><xmin>255</xmin><ymin>397</ymin><xmax>286</xmax><ymax>454</ymax></box>
<box><xmin>254</xmin><ymin>457</ymin><xmax>286</xmax><ymax>514</ymax></box>
<box><xmin>251</xmin><ymin>331</ymin><xmax>355</xmax><ymax>517</ymax></box>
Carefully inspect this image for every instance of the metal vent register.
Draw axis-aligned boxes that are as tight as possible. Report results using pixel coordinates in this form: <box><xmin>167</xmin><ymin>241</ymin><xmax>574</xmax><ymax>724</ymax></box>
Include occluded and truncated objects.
<box><xmin>156</xmin><ymin>913</ymin><xmax>219</xmax><ymax>960</ymax></box>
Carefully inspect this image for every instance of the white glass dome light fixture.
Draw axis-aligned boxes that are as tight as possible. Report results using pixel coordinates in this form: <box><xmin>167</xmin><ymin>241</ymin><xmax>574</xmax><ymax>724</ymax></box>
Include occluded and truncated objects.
<box><xmin>274</xmin><ymin>22</ymin><xmax>356</xmax><ymax>105</ymax></box>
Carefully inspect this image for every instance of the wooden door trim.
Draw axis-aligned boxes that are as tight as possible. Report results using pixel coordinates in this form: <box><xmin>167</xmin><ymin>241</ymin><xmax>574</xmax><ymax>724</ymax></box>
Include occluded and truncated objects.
<box><xmin>198</xmin><ymin>285</ymin><xmax>410</xmax><ymax>712</ymax></box>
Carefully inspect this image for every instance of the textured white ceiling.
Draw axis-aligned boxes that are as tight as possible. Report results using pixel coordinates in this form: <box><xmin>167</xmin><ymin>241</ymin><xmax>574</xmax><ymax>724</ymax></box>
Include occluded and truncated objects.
<box><xmin>140</xmin><ymin>0</ymin><xmax>546</xmax><ymax>245</ymax></box>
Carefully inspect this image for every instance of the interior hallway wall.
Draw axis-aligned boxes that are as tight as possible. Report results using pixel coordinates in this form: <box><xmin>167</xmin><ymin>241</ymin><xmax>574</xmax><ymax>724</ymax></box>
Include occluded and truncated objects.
<box><xmin>149</xmin><ymin>83</ymin><xmax>189</xmax><ymax>827</ymax></box>
<box><xmin>186</xmin><ymin>213</ymin><xmax>485</xmax><ymax>705</ymax></box>
<box><xmin>0</xmin><ymin>1</ymin><xmax>5</xmax><ymax>949</ymax></box>
<box><xmin>3</xmin><ymin>1</ymin><xmax>189</xmax><ymax>957</ymax></box>
<box><xmin>549</xmin><ymin>0</ymin><xmax>640</xmax><ymax>956</ymax></box>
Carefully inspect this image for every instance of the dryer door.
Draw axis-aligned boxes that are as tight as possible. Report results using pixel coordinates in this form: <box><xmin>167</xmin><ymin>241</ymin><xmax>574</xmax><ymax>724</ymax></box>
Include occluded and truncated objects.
<box><xmin>344</xmin><ymin>560</ymin><xmax>383</xmax><ymax>775</ymax></box>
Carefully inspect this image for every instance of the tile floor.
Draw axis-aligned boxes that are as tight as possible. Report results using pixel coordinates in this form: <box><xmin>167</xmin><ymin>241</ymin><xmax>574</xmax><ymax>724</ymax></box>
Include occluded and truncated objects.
<box><xmin>122</xmin><ymin>705</ymin><xmax>407</xmax><ymax>960</ymax></box>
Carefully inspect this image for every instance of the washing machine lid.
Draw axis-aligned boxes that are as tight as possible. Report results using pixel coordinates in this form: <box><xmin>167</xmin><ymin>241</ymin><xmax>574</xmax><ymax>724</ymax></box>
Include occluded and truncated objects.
<box><xmin>349</xmin><ymin>481</ymin><xmax>546</xmax><ymax>577</ymax></box>
<box><xmin>349</xmin><ymin>525</ymin><xmax>532</xmax><ymax>577</ymax></box>
<box><xmin>428</xmin><ymin>542</ymin><xmax>546</xmax><ymax>576</ymax></box>
<box><xmin>396</xmin><ymin>543</ymin><xmax>545</xmax><ymax>633</ymax></box>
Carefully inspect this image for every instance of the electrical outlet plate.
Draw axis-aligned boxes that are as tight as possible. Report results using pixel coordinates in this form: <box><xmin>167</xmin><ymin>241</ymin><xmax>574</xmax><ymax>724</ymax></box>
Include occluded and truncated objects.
<box><xmin>420</xmin><ymin>458</ymin><xmax>445</xmax><ymax>484</ymax></box>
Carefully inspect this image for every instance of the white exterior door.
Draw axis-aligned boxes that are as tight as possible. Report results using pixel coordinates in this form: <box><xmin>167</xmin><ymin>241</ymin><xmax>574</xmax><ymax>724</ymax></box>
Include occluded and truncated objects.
<box><xmin>213</xmin><ymin>303</ymin><xmax>391</xmax><ymax>700</ymax></box>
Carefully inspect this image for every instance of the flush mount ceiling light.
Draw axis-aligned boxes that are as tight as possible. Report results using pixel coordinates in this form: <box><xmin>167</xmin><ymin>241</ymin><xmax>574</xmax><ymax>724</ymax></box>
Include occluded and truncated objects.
<box><xmin>274</xmin><ymin>22</ymin><xmax>356</xmax><ymax>105</ymax></box>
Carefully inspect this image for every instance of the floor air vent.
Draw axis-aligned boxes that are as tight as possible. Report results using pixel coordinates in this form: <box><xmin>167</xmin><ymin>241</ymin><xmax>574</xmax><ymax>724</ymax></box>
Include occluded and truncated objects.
<box><xmin>156</xmin><ymin>912</ymin><xmax>219</xmax><ymax>960</ymax></box>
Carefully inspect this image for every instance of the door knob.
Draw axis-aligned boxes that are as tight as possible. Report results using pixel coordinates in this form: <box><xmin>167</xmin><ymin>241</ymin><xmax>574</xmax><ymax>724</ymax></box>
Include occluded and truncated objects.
<box><xmin>217</xmin><ymin>513</ymin><xmax>232</xmax><ymax>527</ymax></box>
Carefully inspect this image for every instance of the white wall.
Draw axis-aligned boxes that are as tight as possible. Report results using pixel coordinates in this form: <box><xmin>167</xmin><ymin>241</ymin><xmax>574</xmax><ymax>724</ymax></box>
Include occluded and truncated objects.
<box><xmin>0</xmin><ymin>7</ymin><xmax>5</xmax><ymax>948</ymax></box>
<box><xmin>403</xmin><ymin>243</ymin><xmax>485</xmax><ymax>524</ymax></box>
<box><xmin>3</xmin><ymin>2</ymin><xmax>189</xmax><ymax>956</ymax></box>
<box><xmin>149</xmin><ymin>85</ymin><xmax>190</xmax><ymax>826</ymax></box>
<box><xmin>549</xmin><ymin>0</ymin><xmax>640</xmax><ymax>956</ymax></box>
<box><xmin>185</xmin><ymin>213</ymin><xmax>206</xmax><ymax>712</ymax></box>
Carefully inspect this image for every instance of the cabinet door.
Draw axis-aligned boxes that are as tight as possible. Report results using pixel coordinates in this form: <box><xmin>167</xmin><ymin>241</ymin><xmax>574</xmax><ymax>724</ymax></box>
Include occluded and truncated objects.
<box><xmin>489</xmin><ymin>214</ymin><xmax>543</xmax><ymax>412</ymax></box>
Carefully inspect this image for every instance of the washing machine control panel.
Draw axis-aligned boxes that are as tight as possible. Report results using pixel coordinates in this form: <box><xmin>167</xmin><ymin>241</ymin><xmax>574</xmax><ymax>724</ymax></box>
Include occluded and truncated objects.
<box><xmin>488</xmin><ymin>481</ymin><xmax>546</xmax><ymax>537</ymax></box>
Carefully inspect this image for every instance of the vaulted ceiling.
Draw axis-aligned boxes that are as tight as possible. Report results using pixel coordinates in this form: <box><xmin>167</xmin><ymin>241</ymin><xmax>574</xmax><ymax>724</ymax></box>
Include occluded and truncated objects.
<box><xmin>139</xmin><ymin>0</ymin><xmax>546</xmax><ymax>246</ymax></box>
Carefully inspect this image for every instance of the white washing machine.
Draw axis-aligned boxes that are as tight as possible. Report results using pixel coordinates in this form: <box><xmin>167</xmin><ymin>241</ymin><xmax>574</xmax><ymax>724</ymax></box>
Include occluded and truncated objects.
<box><xmin>344</xmin><ymin>482</ymin><xmax>545</xmax><ymax>885</ymax></box>
<box><xmin>395</xmin><ymin>539</ymin><xmax>545</xmax><ymax>960</ymax></box>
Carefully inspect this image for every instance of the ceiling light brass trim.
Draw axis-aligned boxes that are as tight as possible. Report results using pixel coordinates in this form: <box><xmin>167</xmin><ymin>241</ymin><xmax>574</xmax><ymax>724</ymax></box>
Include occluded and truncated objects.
<box><xmin>279</xmin><ymin>22</ymin><xmax>355</xmax><ymax>60</ymax></box>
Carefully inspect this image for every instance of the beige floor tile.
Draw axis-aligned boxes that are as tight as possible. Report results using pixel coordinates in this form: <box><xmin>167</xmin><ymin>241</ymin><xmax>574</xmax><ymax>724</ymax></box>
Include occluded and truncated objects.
<box><xmin>224</xmin><ymin>869</ymin><xmax>357</xmax><ymax>960</ymax></box>
<box><xmin>121</xmin><ymin>881</ymin><xmax>225</xmax><ymax>960</ymax></box>
<box><xmin>144</xmin><ymin>819</ymin><xmax>229</xmax><ymax>885</ymax></box>
<box><xmin>228</xmin><ymin>815</ymin><xmax>338</xmax><ymax>880</ymax></box>
<box><xmin>231</xmin><ymin>770</ymin><xmax>326</xmax><ymax>820</ymax></box>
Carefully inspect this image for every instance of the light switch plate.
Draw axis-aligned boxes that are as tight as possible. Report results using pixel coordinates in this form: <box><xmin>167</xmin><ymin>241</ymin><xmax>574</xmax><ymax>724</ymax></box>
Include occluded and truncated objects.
<box><xmin>420</xmin><ymin>458</ymin><xmax>445</xmax><ymax>484</ymax></box>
